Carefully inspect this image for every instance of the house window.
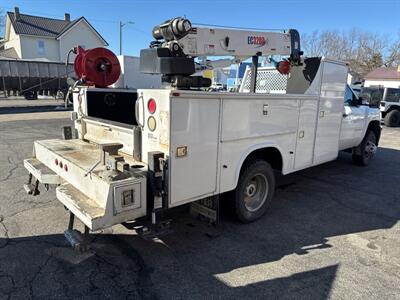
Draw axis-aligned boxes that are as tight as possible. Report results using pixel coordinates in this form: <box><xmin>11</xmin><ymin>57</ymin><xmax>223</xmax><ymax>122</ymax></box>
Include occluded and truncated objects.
<box><xmin>37</xmin><ymin>40</ymin><xmax>45</xmax><ymax>55</ymax></box>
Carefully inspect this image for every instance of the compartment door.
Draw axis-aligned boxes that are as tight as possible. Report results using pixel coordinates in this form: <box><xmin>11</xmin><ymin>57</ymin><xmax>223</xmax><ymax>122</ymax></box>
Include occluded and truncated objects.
<box><xmin>294</xmin><ymin>99</ymin><xmax>318</xmax><ymax>169</ymax></box>
<box><xmin>169</xmin><ymin>97</ymin><xmax>220</xmax><ymax>206</ymax></box>
<box><xmin>313</xmin><ymin>61</ymin><xmax>348</xmax><ymax>164</ymax></box>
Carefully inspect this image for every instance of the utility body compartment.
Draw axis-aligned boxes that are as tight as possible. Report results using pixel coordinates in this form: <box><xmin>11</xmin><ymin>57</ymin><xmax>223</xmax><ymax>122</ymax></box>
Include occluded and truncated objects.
<box><xmin>137</xmin><ymin>58</ymin><xmax>349</xmax><ymax>206</ymax></box>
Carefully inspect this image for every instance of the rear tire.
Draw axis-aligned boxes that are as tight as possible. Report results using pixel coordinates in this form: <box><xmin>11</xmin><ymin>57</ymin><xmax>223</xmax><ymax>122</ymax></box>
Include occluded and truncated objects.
<box><xmin>234</xmin><ymin>160</ymin><xmax>275</xmax><ymax>223</ymax></box>
<box><xmin>352</xmin><ymin>130</ymin><xmax>377</xmax><ymax>166</ymax></box>
<box><xmin>384</xmin><ymin>110</ymin><xmax>400</xmax><ymax>127</ymax></box>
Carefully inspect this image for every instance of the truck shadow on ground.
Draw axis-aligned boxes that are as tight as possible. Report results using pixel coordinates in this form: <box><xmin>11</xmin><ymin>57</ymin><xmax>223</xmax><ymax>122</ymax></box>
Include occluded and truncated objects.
<box><xmin>0</xmin><ymin>148</ymin><xmax>399</xmax><ymax>299</ymax></box>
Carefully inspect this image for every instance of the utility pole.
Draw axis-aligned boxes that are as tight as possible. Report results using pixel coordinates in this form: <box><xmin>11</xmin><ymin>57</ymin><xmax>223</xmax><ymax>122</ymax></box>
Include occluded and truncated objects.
<box><xmin>119</xmin><ymin>21</ymin><xmax>135</xmax><ymax>55</ymax></box>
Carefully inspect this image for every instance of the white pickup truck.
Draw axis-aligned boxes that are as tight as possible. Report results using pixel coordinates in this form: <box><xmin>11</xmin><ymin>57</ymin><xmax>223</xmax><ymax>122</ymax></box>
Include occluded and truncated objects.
<box><xmin>23</xmin><ymin>56</ymin><xmax>380</xmax><ymax>246</ymax></box>
<box><xmin>22</xmin><ymin>19</ymin><xmax>381</xmax><ymax>248</ymax></box>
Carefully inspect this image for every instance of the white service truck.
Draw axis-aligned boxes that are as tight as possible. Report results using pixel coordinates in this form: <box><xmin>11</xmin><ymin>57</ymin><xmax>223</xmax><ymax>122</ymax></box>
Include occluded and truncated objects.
<box><xmin>23</xmin><ymin>18</ymin><xmax>380</xmax><ymax>249</ymax></box>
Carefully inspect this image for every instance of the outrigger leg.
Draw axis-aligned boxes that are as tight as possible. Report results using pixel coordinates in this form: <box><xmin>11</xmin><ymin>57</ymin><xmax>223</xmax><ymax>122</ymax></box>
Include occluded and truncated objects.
<box><xmin>64</xmin><ymin>211</ymin><xmax>91</xmax><ymax>252</ymax></box>
<box><xmin>23</xmin><ymin>173</ymin><xmax>40</xmax><ymax>196</ymax></box>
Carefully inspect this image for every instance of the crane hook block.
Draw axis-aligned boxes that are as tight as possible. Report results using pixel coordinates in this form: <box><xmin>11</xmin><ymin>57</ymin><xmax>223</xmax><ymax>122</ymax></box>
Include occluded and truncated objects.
<box><xmin>74</xmin><ymin>46</ymin><xmax>121</xmax><ymax>88</ymax></box>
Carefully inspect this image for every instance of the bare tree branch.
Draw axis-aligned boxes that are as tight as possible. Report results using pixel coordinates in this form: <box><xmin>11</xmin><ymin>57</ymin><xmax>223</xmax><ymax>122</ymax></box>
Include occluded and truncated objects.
<box><xmin>301</xmin><ymin>29</ymin><xmax>396</xmax><ymax>76</ymax></box>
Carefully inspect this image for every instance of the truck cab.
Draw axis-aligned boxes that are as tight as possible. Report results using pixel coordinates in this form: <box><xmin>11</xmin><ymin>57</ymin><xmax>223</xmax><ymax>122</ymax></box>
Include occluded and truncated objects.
<box><xmin>339</xmin><ymin>84</ymin><xmax>381</xmax><ymax>151</ymax></box>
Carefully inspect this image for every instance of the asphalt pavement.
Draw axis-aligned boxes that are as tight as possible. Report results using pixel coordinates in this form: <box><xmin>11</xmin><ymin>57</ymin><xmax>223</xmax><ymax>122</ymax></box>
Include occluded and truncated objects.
<box><xmin>0</xmin><ymin>97</ymin><xmax>68</xmax><ymax>115</ymax></box>
<box><xmin>0</xmin><ymin>113</ymin><xmax>399</xmax><ymax>299</ymax></box>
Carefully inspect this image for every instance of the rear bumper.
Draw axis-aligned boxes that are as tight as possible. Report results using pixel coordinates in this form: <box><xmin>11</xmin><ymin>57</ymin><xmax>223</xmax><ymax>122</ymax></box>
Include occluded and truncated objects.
<box><xmin>24</xmin><ymin>158</ymin><xmax>61</xmax><ymax>185</ymax></box>
<box><xmin>56</xmin><ymin>183</ymin><xmax>105</xmax><ymax>230</ymax></box>
<box><xmin>24</xmin><ymin>138</ymin><xmax>148</xmax><ymax>231</ymax></box>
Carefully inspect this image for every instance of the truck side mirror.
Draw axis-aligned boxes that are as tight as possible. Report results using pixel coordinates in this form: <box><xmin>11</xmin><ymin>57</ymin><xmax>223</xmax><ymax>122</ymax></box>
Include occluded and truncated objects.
<box><xmin>344</xmin><ymin>99</ymin><xmax>352</xmax><ymax>106</ymax></box>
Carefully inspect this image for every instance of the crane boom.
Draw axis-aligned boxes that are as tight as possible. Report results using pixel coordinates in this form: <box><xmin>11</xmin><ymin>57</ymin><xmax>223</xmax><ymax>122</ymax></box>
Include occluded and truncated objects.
<box><xmin>178</xmin><ymin>27</ymin><xmax>292</xmax><ymax>57</ymax></box>
<box><xmin>140</xmin><ymin>17</ymin><xmax>302</xmax><ymax>89</ymax></box>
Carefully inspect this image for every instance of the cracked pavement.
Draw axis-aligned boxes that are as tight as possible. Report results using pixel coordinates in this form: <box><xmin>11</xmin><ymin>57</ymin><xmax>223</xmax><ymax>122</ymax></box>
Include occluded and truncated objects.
<box><xmin>0</xmin><ymin>113</ymin><xmax>399</xmax><ymax>299</ymax></box>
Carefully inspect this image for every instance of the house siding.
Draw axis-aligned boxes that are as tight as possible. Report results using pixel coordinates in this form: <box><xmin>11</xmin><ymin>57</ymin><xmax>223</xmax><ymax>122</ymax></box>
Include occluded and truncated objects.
<box><xmin>59</xmin><ymin>20</ymin><xmax>107</xmax><ymax>63</ymax></box>
<box><xmin>19</xmin><ymin>36</ymin><xmax>60</xmax><ymax>61</ymax></box>
<box><xmin>4</xmin><ymin>22</ymin><xmax>22</xmax><ymax>58</ymax></box>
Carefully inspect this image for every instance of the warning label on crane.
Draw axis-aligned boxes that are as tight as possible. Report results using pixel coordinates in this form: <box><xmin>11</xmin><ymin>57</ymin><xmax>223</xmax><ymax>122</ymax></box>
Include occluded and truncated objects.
<box><xmin>247</xmin><ymin>36</ymin><xmax>267</xmax><ymax>47</ymax></box>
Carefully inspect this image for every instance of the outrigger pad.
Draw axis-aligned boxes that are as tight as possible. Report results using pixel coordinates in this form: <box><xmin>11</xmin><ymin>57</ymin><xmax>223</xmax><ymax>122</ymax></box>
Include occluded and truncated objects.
<box><xmin>64</xmin><ymin>229</ymin><xmax>90</xmax><ymax>252</ymax></box>
<box><xmin>23</xmin><ymin>183</ymin><xmax>40</xmax><ymax>196</ymax></box>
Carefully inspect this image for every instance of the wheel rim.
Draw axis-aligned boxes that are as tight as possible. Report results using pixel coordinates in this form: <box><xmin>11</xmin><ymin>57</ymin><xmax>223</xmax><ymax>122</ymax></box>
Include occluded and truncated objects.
<box><xmin>364</xmin><ymin>136</ymin><xmax>377</xmax><ymax>160</ymax></box>
<box><xmin>243</xmin><ymin>173</ymin><xmax>269</xmax><ymax>212</ymax></box>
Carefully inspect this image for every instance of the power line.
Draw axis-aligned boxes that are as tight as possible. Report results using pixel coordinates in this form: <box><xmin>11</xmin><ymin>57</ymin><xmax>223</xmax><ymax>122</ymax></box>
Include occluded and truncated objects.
<box><xmin>192</xmin><ymin>22</ymin><xmax>286</xmax><ymax>32</ymax></box>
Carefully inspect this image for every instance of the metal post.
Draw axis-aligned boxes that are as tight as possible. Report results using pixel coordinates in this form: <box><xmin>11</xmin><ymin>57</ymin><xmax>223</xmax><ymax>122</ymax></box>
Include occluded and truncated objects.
<box><xmin>250</xmin><ymin>53</ymin><xmax>261</xmax><ymax>93</ymax></box>
<box><xmin>235</xmin><ymin>63</ymin><xmax>240</xmax><ymax>91</ymax></box>
<box><xmin>68</xmin><ymin>212</ymin><xmax>75</xmax><ymax>230</ymax></box>
<box><xmin>2</xmin><ymin>77</ymin><xmax>7</xmax><ymax>98</ymax></box>
<box><xmin>119</xmin><ymin>21</ymin><xmax>122</xmax><ymax>55</ymax></box>
<box><xmin>18</xmin><ymin>76</ymin><xmax>22</xmax><ymax>96</ymax></box>
<box><xmin>119</xmin><ymin>21</ymin><xmax>134</xmax><ymax>55</ymax></box>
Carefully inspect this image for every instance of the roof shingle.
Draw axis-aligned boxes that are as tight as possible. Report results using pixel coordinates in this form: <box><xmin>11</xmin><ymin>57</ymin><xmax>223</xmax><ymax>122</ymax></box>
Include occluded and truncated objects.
<box><xmin>365</xmin><ymin>67</ymin><xmax>400</xmax><ymax>81</ymax></box>
<box><xmin>7</xmin><ymin>12</ymin><xmax>72</xmax><ymax>37</ymax></box>
<box><xmin>0</xmin><ymin>47</ymin><xmax>19</xmax><ymax>59</ymax></box>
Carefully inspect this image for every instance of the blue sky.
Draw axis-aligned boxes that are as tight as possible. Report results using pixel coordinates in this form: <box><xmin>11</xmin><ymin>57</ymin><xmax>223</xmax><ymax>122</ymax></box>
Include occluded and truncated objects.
<box><xmin>1</xmin><ymin>0</ymin><xmax>399</xmax><ymax>56</ymax></box>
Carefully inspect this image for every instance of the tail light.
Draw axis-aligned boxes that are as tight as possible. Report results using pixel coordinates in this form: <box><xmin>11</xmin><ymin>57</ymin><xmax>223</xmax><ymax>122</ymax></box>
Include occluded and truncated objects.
<box><xmin>276</xmin><ymin>60</ymin><xmax>291</xmax><ymax>75</ymax></box>
<box><xmin>147</xmin><ymin>116</ymin><xmax>156</xmax><ymax>131</ymax></box>
<box><xmin>148</xmin><ymin>98</ymin><xmax>156</xmax><ymax>114</ymax></box>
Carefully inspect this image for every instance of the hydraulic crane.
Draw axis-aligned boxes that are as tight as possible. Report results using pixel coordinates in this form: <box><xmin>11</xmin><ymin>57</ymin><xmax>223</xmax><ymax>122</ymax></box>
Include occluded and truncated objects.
<box><xmin>140</xmin><ymin>17</ymin><xmax>302</xmax><ymax>90</ymax></box>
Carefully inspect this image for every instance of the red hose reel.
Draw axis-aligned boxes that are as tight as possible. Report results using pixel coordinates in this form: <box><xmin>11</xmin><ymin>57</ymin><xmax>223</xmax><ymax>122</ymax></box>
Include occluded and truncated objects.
<box><xmin>74</xmin><ymin>46</ymin><xmax>121</xmax><ymax>88</ymax></box>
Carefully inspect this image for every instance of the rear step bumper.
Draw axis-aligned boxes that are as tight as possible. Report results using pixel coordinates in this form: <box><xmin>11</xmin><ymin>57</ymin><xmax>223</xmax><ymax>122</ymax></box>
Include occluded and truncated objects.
<box><xmin>23</xmin><ymin>139</ymin><xmax>148</xmax><ymax>233</ymax></box>
<box><xmin>56</xmin><ymin>183</ymin><xmax>106</xmax><ymax>231</ymax></box>
<box><xmin>23</xmin><ymin>158</ymin><xmax>61</xmax><ymax>184</ymax></box>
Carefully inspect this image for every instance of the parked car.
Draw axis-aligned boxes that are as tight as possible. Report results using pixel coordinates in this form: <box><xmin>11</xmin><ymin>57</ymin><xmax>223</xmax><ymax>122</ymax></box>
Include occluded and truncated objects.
<box><xmin>380</xmin><ymin>87</ymin><xmax>400</xmax><ymax>127</ymax></box>
<box><xmin>359</xmin><ymin>86</ymin><xmax>384</xmax><ymax>107</ymax></box>
<box><xmin>208</xmin><ymin>82</ymin><xmax>225</xmax><ymax>91</ymax></box>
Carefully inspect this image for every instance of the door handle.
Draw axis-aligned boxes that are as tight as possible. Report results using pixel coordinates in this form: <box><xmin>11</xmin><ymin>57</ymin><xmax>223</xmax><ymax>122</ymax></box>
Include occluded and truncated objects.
<box><xmin>135</xmin><ymin>95</ymin><xmax>145</xmax><ymax>127</ymax></box>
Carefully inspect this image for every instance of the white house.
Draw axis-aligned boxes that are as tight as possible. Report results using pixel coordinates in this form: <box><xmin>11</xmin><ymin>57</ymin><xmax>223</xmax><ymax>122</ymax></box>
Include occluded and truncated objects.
<box><xmin>364</xmin><ymin>66</ymin><xmax>400</xmax><ymax>88</ymax></box>
<box><xmin>0</xmin><ymin>7</ymin><xmax>108</xmax><ymax>62</ymax></box>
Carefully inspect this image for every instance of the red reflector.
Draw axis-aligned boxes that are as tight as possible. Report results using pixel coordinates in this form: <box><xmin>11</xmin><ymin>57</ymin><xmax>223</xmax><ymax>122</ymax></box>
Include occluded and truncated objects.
<box><xmin>64</xmin><ymin>164</ymin><xmax>68</xmax><ymax>172</ymax></box>
<box><xmin>55</xmin><ymin>158</ymin><xmax>58</xmax><ymax>165</ymax></box>
<box><xmin>277</xmin><ymin>60</ymin><xmax>291</xmax><ymax>75</ymax></box>
<box><xmin>148</xmin><ymin>98</ymin><xmax>156</xmax><ymax>114</ymax></box>
<box><xmin>172</xmin><ymin>92</ymin><xmax>180</xmax><ymax>97</ymax></box>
